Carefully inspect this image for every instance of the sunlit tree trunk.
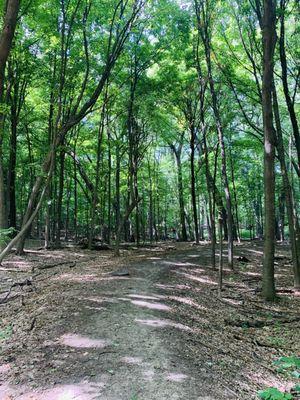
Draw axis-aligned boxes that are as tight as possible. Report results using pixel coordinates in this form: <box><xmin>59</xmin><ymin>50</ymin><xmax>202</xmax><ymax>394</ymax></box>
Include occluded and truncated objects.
<box><xmin>262</xmin><ymin>0</ymin><xmax>277</xmax><ymax>301</ymax></box>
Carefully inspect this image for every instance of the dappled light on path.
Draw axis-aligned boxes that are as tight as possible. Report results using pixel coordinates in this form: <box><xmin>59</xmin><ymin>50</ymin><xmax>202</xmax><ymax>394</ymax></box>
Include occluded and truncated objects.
<box><xmin>52</xmin><ymin>273</ymin><xmax>132</xmax><ymax>283</ymax></box>
<box><xmin>121</xmin><ymin>356</ymin><xmax>143</xmax><ymax>365</ymax></box>
<box><xmin>1</xmin><ymin>381</ymin><xmax>105</xmax><ymax>400</ymax></box>
<box><xmin>52</xmin><ymin>273</ymin><xmax>98</xmax><ymax>283</ymax></box>
<box><xmin>127</xmin><ymin>293</ymin><xmax>161</xmax><ymax>300</ymax></box>
<box><xmin>117</xmin><ymin>294</ymin><xmax>172</xmax><ymax>311</ymax></box>
<box><xmin>171</xmin><ymin>261</ymin><xmax>199</xmax><ymax>267</ymax></box>
<box><xmin>174</xmin><ymin>270</ymin><xmax>218</xmax><ymax>285</ymax></box>
<box><xmin>155</xmin><ymin>283</ymin><xmax>191</xmax><ymax>291</ymax></box>
<box><xmin>83</xmin><ymin>296</ymin><xmax>118</xmax><ymax>304</ymax></box>
<box><xmin>0</xmin><ymin>363</ymin><xmax>10</xmax><ymax>374</ymax></box>
<box><xmin>135</xmin><ymin>318</ymin><xmax>192</xmax><ymax>332</ymax></box>
<box><xmin>168</xmin><ymin>295</ymin><xmax>207</xmax><ymax>311</ymax></box>
<box><xmin>143</xmin><ymin>369</ymin><xmax>155</xmax><ymax>381</ymax></box>
<box><xmin>130</xmin><ymin>299</ymin><xmax>171</xmax><ymax>311</ymax></box>
<box><xmin>166</xmin><ymin>372</ymin><xmax>188</xmax><ymax>382</ymax></box>
<box><xmin>189</xmin><ymin>268</ymin><xmax>206</xmax><ymax>274</ymax></box>
<box><xmin>83</xmin><ymin>305</ymin><xmax>106</xmax><ymax>311</ymax></box>
<box><xmin>59</xmin><ymin>333</ymin><xmax>110</xmax><ymax>349</ymax></box>
<box><xmin>245</xmin><ymin>370</ymin><xmax>294</xmax><ymax>395</ymax></box>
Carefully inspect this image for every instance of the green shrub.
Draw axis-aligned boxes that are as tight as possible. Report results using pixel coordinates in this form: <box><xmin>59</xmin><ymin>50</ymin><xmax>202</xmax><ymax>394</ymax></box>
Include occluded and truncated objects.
<box><xmin>274</xmin><ymin>357</ymin><xmax>300</xmax><ymax>372</ymax></box>
<box><xmin>258</xmin><ymin>387</ymin><xmax>293</xmax><ymax>400</ymax></box>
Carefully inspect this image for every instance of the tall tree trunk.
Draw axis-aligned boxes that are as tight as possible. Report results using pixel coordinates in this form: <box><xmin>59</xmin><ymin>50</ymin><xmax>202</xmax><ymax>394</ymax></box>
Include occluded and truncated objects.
<box><xmin>262</xmin><ymin>0</ymin><xmax>277</xmax><ymax>301</ymax></box>
<box><xmin>73</xmin><ymin>133</ymin><xmax>78</xmax><ymax>241</ymax></box>
<box><xmin>107</xmin><ymin>126</ymin><xmax>112</xmax><ymax>244</ymax></box>
<box><xmin>273</xmin><ymin>83</ymin><xmax>300</xmax><ymax>288</ymax></box>
<box><xmin>253</xmin><ymin>191</ymin><xmax>263</xmax><ymax>239</ymax></box>
<box><xmin>203</xmin><ymin>134</ymin><xmax>216</xmax><ymax>269</ymax></box>
<box><xmin>218</xmin><ymin>212</ymin><xmax>223</xmax><ymax>297</ymax></box>
<box><xmin>229</xmin><ymin>147</ymin><xmax>241</xmax><ymax>242</ymax></box>
<box><xmin>89</xmin><ymin>102</ymin><xmax>105</xmax><ymax>249</ymax></box>
<box><xmin>279</xmin><ymin>0</ymin><xmax>300</xmax><ymax>172</ymax></box>
<box><xmin>148</xmin><ymin>159</ymin><xmax>154</xmax><ymax>242</ymax></box>
<box><xmin>114</xmin><ymin>197</ymin><xmax>142</xmax><ymax>256</ymax></box>
<box><xmin>134</xmin><ymin>168</ymin><xmax>140</xmax><ymax>245</ymax></box>
<box><xmin>114</xmin><ymin>147</ymin><xmax>121</xmax><ymax>244</ymax></box>
<box><xmin>190</xmin><ymin>125</ymin><xmax>199</xmax><ymax>243</ymax></box>
<box><xmin>55</xmin><ymin>145</ymin><xmax>65</xmax><ymax>247</ymax></box>
<box><xmin>45</xmin><ymin>183</ymin><xmax>51</xmax><ymax>249</ymax></box>
<box><xmin>45</xmin><ymin>60</ymin><xmax>56</xmax><ymax>248</ymax></box>
<box><xmin>174</xmin><ymin>151</ymin><xmax>187</xmax><ymax>241</ymax></box>
<box><xmin>64</xmin><ymin>176</ymin><xmax>71</xmax><ymax>241</ymax></box>
<box><xmin>7</xmin><ymin>103</ymin><xmax>17</xmax><ymax>229</ymax></box>
<box><xmin>277</xmin><ymin>189</ymin><xmax>285</xmax><ymax>242</ymax></box>
<box><xmin>206</xmin><ymin>59</ymin><xmax>234</xmax><ymax>269</ymax></box>
<box><xmin>0</xmin><ymin>0</ymin><xmax>20</xmax><ymax>237</ymax></box>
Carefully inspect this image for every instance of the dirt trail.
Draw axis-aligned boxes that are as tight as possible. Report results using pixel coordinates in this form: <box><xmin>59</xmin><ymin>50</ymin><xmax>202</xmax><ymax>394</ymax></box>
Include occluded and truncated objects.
<box><xmin>60</xmin><ymin>254</ymin><xmax>224</xmax><ymax>400</ymax></box>
<box><xmin>0</xmin><ymin>243</ymin><xmax>298</xmax><ymax>399</ymax></box>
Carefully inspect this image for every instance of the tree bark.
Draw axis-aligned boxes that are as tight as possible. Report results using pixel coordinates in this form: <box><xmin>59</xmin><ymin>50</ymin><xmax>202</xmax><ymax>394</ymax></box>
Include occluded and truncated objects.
<box><xmin>279</xmin><ymin>0</ymin><xmax>300</xmax><ymax>172</ymax></box>
<box><xmin>273</xmin><ymin>83</ymin><xmax>300</xmax><ymax>289</ymax></box>
<box><xmin>262</xmin><ymin>0</ymin><xmax>277</xmax><ymax>301</ymax></box>
<box><xmin>89</xmin><ymin>100</ymin><xmax>106</xmax><ymax>249</ymax></box>
<box><xmin>7</xmin><ymin>102</ymin><xmax>17</xmax><ymax>229</ymax></box>
<box><xmin>115</xmin><ymin>144</ymin><xmax>121</xmax><ymax>241</ymax></box>
<box><xmin>174</xmin><ymin>149</ymin><xmax>188</xmax><ymax>241</ymax></box>
<box><xmin>107</xmin><ymin>124</ymin><xmax>112</xmax><ymax>244</ymax></box>
<box><xmin>206</xmin><ymin>64</ymin><xmax>234</xmax><ymax>269</ymax></box>
<box><xmin>0</xmin><ymin>0</ymin><xmax>20</xmax><ymax>236</ymax></box>
<box><xmin>203</xmin><ymin>134</ymin><xmax>216</xmax><ymax>269</ymax></box>
<box><xmin>55</xmin><ymin>145</ymin><xmax>66</xmax><ymax>247</ymax></box>
<box><xmin>190</xmin><ymin>123</ymin><xmax>199</xmax><ymax>243</ymax></box>
<box><xmin>114</xmin><ymin>197</ymin><xmax>142</xmax><ymax>256</ymax></box>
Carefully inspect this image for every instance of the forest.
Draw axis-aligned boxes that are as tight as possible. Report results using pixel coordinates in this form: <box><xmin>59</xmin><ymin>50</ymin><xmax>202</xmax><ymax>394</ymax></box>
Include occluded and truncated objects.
<box><xmin>0</xmin><ymin>0</ymin><xmax>299</xmax><ymax>399</ymax></box>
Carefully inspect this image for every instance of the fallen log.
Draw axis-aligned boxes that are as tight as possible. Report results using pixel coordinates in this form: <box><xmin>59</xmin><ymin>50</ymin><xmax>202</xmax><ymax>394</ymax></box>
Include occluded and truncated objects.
<box><xmin>32</xmin><ymin>260</ymin><xmax>76</xmax><ymax>272</ymax></box>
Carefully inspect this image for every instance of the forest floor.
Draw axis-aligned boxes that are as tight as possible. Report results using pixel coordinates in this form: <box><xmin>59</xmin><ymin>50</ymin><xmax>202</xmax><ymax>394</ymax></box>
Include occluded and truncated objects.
<box><xmin>0</xmin><ymin>241</ymin><xmax>299</xmax><ymax>400</ymax></box>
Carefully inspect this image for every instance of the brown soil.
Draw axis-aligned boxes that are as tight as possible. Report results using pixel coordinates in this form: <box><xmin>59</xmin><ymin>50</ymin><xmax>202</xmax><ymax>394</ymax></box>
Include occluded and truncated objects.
<box><xmin>0</xmin><ymin>241</ymin><xmax>299</xmax><ymax>400</ymax></box>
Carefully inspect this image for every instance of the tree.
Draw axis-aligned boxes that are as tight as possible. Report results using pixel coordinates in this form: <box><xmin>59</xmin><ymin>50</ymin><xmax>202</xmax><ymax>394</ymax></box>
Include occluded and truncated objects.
<box><xmin>261</xmin><ymin>0</ymin><xmax>277</xmax><ymax>301</ymax></box>
<box><xmin>0</xmin><ymin>0</ymin><xmax>20</xmax><ymax>240</ymax></box>
<box><xmin>0</xmin><ymin>0</ymin><xmax>145</xmax><ymax>260</ymax></box>
<box><xmin>194</xmin><ymin>0</ymin><xmax>234</xmax><ymax>269</ymax></box>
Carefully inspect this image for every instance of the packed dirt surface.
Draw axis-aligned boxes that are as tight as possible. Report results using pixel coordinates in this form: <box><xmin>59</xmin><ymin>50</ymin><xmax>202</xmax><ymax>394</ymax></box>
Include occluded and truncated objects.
<box><xmin>0</xmin><ymin>241</ymin><xmax>299</xmax><ymax>400</ymax></box>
